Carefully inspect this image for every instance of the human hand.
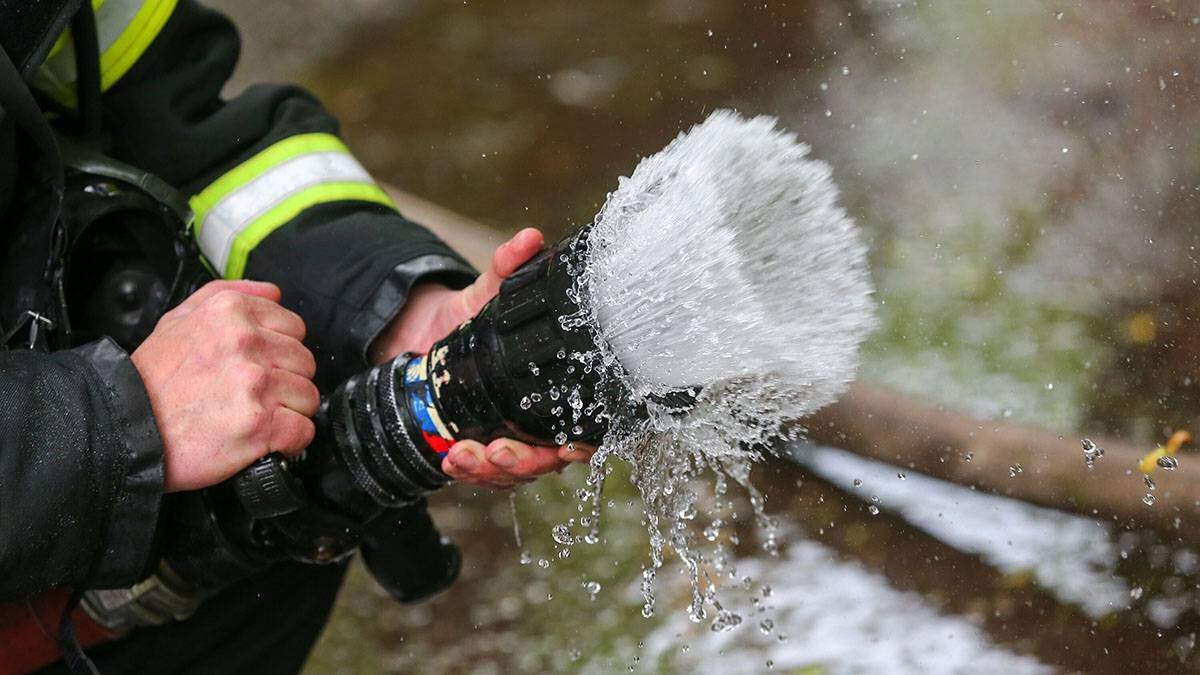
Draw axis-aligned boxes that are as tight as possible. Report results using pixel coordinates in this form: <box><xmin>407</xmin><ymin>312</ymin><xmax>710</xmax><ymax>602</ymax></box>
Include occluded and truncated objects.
<box><xmin>442</xmin><ymin>438</ymin><xmax>595</xmax><ymax>489</ymax></box>
<box><xmin>131</xmin><ymin>280</ymin><xmax>319</xmax><ymax>492</ymax></box>
<box><xmin>369</xmin><ymin>227</ymin><xmax>594</xmax><ymax>488</ymax></box>
<box><xmin>369</xmin><ymin>227</ymin><xmax>548</xmax><ymax>360</ymax></box>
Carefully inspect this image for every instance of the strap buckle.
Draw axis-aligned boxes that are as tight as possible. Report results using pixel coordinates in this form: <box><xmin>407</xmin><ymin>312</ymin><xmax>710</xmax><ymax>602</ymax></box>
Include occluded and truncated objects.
<box><xmin>2</xmin><ymin>310</ymin><xmax>56</xmax><ymax>350</ymax></box>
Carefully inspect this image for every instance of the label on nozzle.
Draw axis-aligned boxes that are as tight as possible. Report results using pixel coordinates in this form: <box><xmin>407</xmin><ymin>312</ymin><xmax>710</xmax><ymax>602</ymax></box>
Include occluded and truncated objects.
<box><xmin>404</xmin><ymin>355</ymin><xmax>455</xmax><ymax>457</ymax></box>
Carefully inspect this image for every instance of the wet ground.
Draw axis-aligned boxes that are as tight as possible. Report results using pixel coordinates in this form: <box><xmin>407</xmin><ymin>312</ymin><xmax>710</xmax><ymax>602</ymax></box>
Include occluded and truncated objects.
<box><xmin>207</xmin><ymin>0</ymin><xmax>1200</xmax><ymax>672</ymax></box>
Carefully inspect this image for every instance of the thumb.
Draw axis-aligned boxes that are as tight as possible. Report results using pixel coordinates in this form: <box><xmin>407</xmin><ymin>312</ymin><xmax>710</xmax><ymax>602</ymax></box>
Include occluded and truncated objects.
<box><xmin>459</xmin><ymin>228</ymin><xmax>545</xmax><ymax>316</ymax></box>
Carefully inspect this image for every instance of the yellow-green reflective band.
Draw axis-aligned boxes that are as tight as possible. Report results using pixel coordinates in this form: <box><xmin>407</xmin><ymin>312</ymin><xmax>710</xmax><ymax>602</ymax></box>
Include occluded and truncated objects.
<box><xmin>36</xmin><ymin>0</ymin><xmax>177</xmax><ymax>106</ymax></box>
<box><xmin>190</xmin><ymin>133</ymin><xmax>353</xmax><ymax>231</ymax></box>
<box><xmin>189</xmin><ymin>133</ymin><xmax>396</xmax><ymax>279</ymax></box>
<box><xmin>102</xmin><ymin>0</ymin><xmax>176</xmax><ymax>89</ymax></box>
<box><xmin>222</xmin><ymin>183</ymin><xmax>395</xmax><ymax>280</ymax></box>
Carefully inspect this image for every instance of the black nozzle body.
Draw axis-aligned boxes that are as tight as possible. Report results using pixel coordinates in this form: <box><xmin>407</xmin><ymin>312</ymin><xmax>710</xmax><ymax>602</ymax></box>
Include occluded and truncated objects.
<box><xmin>423</xmin><ymin>241</ymin><xmax>614</xmax><ymax>449</ymax></box>
<box><xmin>283</xmin><ymin>232</ymin><xmax>619</xmax><ymax>524</ymax></box>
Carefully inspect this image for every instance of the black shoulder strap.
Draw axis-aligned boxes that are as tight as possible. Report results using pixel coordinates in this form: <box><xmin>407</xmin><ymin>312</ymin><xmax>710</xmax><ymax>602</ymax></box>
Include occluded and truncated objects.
<box><xmin>0</xmin><ymin>42</ymin><xmax>67</xmax><ymax>349</ymax></box>
<box><xmin>0</xmin><ymin>39</ymin><xmax>64</xmax><ymax>244</ymax></box>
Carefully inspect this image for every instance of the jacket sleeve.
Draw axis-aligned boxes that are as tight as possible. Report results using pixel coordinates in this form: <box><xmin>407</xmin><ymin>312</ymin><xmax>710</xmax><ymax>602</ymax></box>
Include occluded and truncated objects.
<box><xmin>97</xmin><ymin>0</ymin><xmax>478</xmax><ymax>388</ymax></box>
<box><xmin>0</xmin><ymin>339</ymin><xmax>164</xmax><ymax>600</ymax></box>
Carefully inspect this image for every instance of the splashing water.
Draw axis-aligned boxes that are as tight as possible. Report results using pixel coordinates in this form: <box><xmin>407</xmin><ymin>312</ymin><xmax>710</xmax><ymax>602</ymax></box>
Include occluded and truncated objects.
<box><xmin>554</xmin><ymin>111</ymin><xmax>876</xmax><ymax>627</ymax></box>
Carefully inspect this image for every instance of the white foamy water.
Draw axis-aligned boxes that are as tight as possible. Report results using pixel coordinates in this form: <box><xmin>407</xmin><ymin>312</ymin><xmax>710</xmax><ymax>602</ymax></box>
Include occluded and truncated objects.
<box><xmin>583</xmin><ymin>110</ymin><xmax>876</xmax><ymax>400</ymax></box>
<box><xmin>558</xmin><ymin>111</ymin><xmax>876</xmax><ymax>626</ymax></box>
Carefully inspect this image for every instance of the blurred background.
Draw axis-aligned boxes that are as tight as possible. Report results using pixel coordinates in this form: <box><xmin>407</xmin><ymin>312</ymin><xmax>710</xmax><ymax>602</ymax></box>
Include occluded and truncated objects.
<box><xmin>210</xmin><ymin>0</ymin><xmax>1200</xmax><ymax>672</ymax></box>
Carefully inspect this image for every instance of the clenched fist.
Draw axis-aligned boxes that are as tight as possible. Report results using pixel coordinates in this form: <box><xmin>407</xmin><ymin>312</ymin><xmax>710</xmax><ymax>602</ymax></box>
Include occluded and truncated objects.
<box><xmin>131</xmin><ymin>280</ymin><xmax>319</xmax><ymax>492</ymax></box>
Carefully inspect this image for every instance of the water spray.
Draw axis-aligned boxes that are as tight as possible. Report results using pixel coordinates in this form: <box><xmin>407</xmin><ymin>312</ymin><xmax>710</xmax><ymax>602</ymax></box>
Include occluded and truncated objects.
<box><xmin>559</xmin><ymin>110</ymin><xmax>877</xmax><ymax>622</ymax></box>
<box><xmin>83</xmin><ymin>110</ymin><xmax>877</xmax><ymax>632</ymax></box>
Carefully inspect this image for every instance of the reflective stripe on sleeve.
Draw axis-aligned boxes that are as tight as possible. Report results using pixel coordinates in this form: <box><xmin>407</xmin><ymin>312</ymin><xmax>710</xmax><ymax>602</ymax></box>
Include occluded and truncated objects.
<box><xmin>189</xmin><ymin>133</ymin><xmax>396</xmax><ymax>279</ymax></box>
<box><xmin>36</xmin><ymin>0</ymin><xmax>178</xmax><ymax>105</ymax></box>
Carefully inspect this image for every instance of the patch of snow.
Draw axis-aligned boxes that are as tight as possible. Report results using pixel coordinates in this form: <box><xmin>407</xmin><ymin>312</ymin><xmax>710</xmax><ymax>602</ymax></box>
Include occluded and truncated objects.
<box><xmin>638</xmin><ymin>536</ymin><xmax>1053</xmax><ymax>674</ymax></box>
<box><xmin>790</xmin><ymin>443</ymin><xmax>1129</xmax><ymax>617</ymax></box>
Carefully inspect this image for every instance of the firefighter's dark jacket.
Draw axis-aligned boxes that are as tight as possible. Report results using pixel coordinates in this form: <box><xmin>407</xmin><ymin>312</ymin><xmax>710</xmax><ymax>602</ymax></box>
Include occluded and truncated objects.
<box><xmin>0</xmin><ymin>0</ymin><xmax>475</xmax><ymax>602</ymax></box>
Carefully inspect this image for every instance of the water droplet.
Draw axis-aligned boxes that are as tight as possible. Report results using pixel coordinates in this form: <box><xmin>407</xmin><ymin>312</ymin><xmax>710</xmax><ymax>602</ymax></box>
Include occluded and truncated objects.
<box><xmin>519</xmin><ymin>396</ymin><xmax>532</xmax><ymax>410</ymax></box>
<box><xmin>1145</xmin><ymin>475</ymin><xmax>1157</xmax><ymax>491</ymax></box>
<box><xmin>1158</xmin><ymin>455</ymin><xmax>1180</xmax><ymax>470</ymax></box>
<box><xmin>766</xmin><ymin>660</ymin><xmax>775</xmax><ymax>670</ymax></box>
<box><xmin>519</xmin><ymin>550</ymin><xmax>532</xmax><ymax>565</ymax></box>
<box><xmin>555</xmin><ymin>432</ymin><xmax>568</xmax><ymax>445</ymax></box>
<box><xmin>868</xmin><ymin>504</ymin><xmax>880</xmax><ymax>515</ymax></box>
<box><xmin>1008</xmin><ymin>464</ymin><xmax>1023</xmax><ymax>478</ymax></box>
<box><xmin>1131</xmin><ymin>586</ymin><xmax>1144</xmax><ymax>599</ymax></box>
<box><xmin>1143</xmin><ymin>493</ymin><xmax>1157</xmax><ymax>506</ymax></box>
<box><xmin>687</xmin><ymin>596</ymin><xmax>707</xmax><ymax>624</ymax></box>
<box><xmin>759</xmin><ymin>619</ymin><xmax>775</xmax><ymax>634</ymax></box>
<box><xmin>528</xmin><ymin>362</ymin><xmax>540</xmax><ymax>375</ymax></box>
<box><xmin>552</xmin><ymin>524</ymin><xmax>574</xmax><ymax>545</ymax></box>
<box><xmin>853</xmin><ymin>478</ymin><xmax>862</xmax><ymax>487</ymax></box>
<box><xmin>1081</xmin><ymin>438</ymin><xmax>1104</xmax><ymax>470</ymax></box>
<box><xmin>537</xmin><ymin>558</ymin><xmax>550</xmax><ymax>569</ymax></box>
<box><xmin>530</xmin><ymin>392</ymin><xmax>543</xmax><ymax>403</ymax></box>
<box><xmin>710</xmin><ymin>610</ymin><xmax>742</xmax><ymax>632</ymax></box>
<box><xmin>897</xmin><ymin>472</ymin><xmax>906</xmax><ymax>480</ymax></box>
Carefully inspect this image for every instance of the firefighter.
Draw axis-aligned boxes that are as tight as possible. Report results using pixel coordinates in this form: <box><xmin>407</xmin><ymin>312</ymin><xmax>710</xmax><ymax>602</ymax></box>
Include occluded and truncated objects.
<box><xmin>0</xmin><ymin>0</ymin><xmax>589</xmax><ymax>671</ymax></box>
